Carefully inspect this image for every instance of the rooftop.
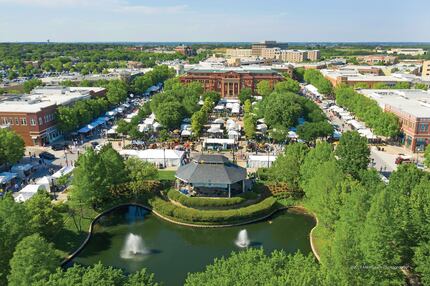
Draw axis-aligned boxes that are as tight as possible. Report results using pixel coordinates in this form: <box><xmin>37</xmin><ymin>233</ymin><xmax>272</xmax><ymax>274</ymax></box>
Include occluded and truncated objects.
<box><xmin>0</xmin><ymin>90</ymin><xmax>91</xmax><ymax>113</ymax></box>
<box><xmin>176</xmin><ymin>155</ymin><xmax>246</xmax><ymax>185</ymax></box>
<box><xmin>358</xmin><ymin>89</ymin><xmax>430</xmax><ymax>118</ymax></box>
<box><xmin>186</xmin><ymin>66</ymin><xmax>280</xmax><ymax>75</ymax></box>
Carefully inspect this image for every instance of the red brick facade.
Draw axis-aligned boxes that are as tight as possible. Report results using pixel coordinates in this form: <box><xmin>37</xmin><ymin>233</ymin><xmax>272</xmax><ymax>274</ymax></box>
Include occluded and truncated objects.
<box><xmin>180</xmin><ymin>70</ymin><xmax>283</xmax><ymax>97</ymax></box>
<box><xmin>0</xmin><ymin>105</ymin><xmax>58</xmax><ymax>146</ymax></box>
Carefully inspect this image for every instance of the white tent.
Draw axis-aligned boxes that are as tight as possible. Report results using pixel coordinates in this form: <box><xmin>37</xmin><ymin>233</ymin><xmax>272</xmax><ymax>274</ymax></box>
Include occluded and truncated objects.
<box><xmin>248</xmin><ymin>155</ymin><xmax>277</xmax><ymax>168</ymax></box>
<box><xmin>347</xmin><ymin>119</ymin><xmax>364</xmax><ymax>130</ymax></box>
<box><xmin>213</xmin><ymin>118</ymin><xmax>225</xmax><ymax>124</ymax></box>
<box><xmin>288</xmin><ymin>131</ymin><xmax>298</xmax><ymax>139</ymax></box>
<box><xmin>35</xmin><ymin>176</ymin><xmax>51</xmax><ymax>192</ymax></box>
<box><xmin>137</xmin><ymin>149</ymin><xmax>185</xmax><ymax>167</ymax></box>
<box><xmin>256</xmin><ymin>124</ymin><xmax>268</xmax><ymax>133</ymax></box>
<box><xmin>228</xmin><ymin>130</ymin><xmax>240</xmax><ymax>140</ymax></box>
<box><xmin>181</xmin><ymin>129</ymin><xmax>192</xmax><ymax>137</ymax></box>
<box><xmin>13</xmin><ymin>184</ymin><xmax>43</xmax><ymax>202</ymax></box>
<box><xmin>120</xmin><ymin>149</ymin><xmax>185</xmax><ymax>167</ymax></box>
<box><xmin>52</xmin><ymin>166</ymin><xmax>74</xmax><ymax>179</ymax></box>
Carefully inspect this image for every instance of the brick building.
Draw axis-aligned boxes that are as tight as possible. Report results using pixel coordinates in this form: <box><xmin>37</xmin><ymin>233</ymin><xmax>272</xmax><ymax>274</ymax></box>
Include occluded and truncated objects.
<box><xmin>0</xmin><ymin>87</ymin><xmax>105</xmax><ymax>146</ymax></box>
<box><xmin>359</xmin><ymin>89</ymin><xmax>430</xmax><ymax>152</ymax></box>
<box><xmin>180</xmin><ymin>67</ymin><xmax>283</xmax><ymax>97</ymax></box>
<box><xmin>175</xmin><ymin>45</ymin><xmax>196</xmax><ymax>57</ymax></box>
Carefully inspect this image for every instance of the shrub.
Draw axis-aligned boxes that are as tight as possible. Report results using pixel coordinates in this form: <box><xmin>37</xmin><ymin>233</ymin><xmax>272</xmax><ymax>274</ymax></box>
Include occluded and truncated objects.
<box><xmin>167</xmin><ymin>189</ymin><xmax>259</xmax><ymax>209</ymax></box>
<box><xmin>149</xmin><ymin>196</ymin><xmax>278</xmax><ymax>224</ymax></box>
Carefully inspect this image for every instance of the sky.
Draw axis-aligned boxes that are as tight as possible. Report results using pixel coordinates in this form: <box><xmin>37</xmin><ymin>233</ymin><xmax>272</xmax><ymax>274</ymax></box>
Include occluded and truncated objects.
<box><xmin>0</xmin><ymin>0</ymin><xmax>429</xmax><ymax>42</ymax></box>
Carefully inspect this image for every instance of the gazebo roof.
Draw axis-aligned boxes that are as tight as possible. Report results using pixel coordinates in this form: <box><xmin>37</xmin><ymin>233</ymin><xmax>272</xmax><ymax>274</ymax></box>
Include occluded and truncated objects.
<box><xmin>176</xmin><ymin>155</ymin><xmax>246</xmax><ymax>185</ymax></box>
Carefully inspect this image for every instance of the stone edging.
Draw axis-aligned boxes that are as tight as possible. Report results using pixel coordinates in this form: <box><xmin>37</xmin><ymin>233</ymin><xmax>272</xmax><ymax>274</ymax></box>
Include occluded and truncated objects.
<box><xmin>61</xmin><ymin>203</ymin><xmax>320</xmax><ymax>266</ymax></box>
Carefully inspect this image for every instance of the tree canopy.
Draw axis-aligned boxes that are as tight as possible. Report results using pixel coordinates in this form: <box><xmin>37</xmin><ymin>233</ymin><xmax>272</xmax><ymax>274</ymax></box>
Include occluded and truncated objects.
<box><xmin>0</xmin><ymin>129</ymin><xmax>25</xmax><ymax>166</ymax></box>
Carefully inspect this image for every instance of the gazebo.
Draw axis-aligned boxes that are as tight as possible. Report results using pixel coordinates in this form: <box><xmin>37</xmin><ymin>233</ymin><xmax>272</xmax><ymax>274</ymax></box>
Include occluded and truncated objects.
<box><xmin>175</xmin><ymin>154</ymin><xmax>247</xmax><ymax>198</ymax></box>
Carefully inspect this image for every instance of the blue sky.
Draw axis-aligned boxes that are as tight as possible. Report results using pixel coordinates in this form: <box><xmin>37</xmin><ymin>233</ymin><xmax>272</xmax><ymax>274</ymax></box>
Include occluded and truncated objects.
<box><xmin>0</xmin><ymin>0</ymin><xmax>429</xmax><ymax>42</ymax></box>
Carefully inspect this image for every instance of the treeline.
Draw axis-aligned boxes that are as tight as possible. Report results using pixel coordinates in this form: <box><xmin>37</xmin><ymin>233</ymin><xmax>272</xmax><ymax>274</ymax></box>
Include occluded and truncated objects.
<box><xmin>264</xmin><ymin>131</ymin><xmax>430</xmax><ymax>285</ymax></box>
<box><xmin>57</xmin><ymin>80</ymin><xmax>126</xmax><ymax>133</ymax></box>
<box><xmin>0</xmin><ymin>43</ymin><xmax>186</xmax><ymax>79</ymax></box>
<box><xmin>335</xmin><ymin>85</ymin><xmax>400</xmax><ymax>137</ymax></box>
<box><xmin>303</xmin><ymin>69</ymin><xmax>334</xmax><ymax>95</ymax></box>
<box><xmin>57</xmin><ymin>65</ymin><xmax>175</xmax><ymax>133</ymax></box>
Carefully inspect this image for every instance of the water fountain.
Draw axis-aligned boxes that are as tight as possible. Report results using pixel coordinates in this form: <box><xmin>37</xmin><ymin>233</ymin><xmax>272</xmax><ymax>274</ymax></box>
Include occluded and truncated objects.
<box><xmin>235</xmin><ymin>229</ymin><xmax>250</xmax><ymax>248</ymax></box>
<box><xmin>120</xmin><ymin>233</ymin><xmax>148</xmax><ymax>259</ymax></box>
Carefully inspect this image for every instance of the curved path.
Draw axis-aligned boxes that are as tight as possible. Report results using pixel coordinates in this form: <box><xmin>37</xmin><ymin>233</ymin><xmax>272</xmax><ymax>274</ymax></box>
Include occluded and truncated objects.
<box><xmin>61</xmin><ymin>202</ymin><xmax>320</xmax><ymax>266</ymax></box>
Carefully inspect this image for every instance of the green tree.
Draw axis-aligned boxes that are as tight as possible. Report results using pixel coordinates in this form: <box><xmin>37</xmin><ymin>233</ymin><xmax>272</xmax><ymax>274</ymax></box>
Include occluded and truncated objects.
<box><xmin>296</xmin><ymin>121</ymin><xmax>333</xmax><ymax>143</ymax></box>
<box><xmin>274</xmin><ymin>77</ymin><xmax>300</xmax><ymax>94</ymax></box>
<box><xmin>8</xmin><ymin>234</ymin><xmax>60</xmax><ymax>286</ymax></box>
<box><xmin>335</xmin><ymin>131</ymin><xmax>370</xmax><ymax>178</ymax></box>
<box><xmin>71</xmin><ymin>148</ymin><xmax>108</xmax><ymax>208</ymax></box>
<box><xmin>269</xmin><ymin>143</ymin><xmax>309</xmax><ymax>192</ymax></box>
<box><xmin>191</xmin><ymin>110</ymin><xmax>207</xmax><ymax>138</ymax></box>
<box><xmin>116</xmin><ymin>119</ymin><xmax>131</xmax><ymax>136</ymax></box>
<box><xmin>413</xmin><ymin>242</ymin><xmax>430</xmax><ymax>286</ymax></box>
<box><xmin>424</xmin><ymin>145</ymin><xmax>430</xmax><ymax>168</ymax></box>
<box><xmin>106</xmin><ymin>80</ymin><xmax>128</xmax><ymax>104</ymax></box>
<box><xmin>23</xmin><ymin>78</ymin><xmax>43</xmax><ymax>93</ymax></box>
<box><xmin>414</xmin><ymin>83</ymin><xmax>428</xmax><ymax>90</ymax></box>
<box><xmin>185</xmin><ymin>248</ymin><xmax>320</xmax><ymax>286</ymax></box>
<box><xmin>238</xmin><ymin>87</ymin><xmax>252</xmax><ymax>104</ymax></box>
<box><xmin>100</xmin><ymin>145</ymin><xmax>128</xmax><ymax>187</ymax></box>
<box><xmin>300</xmin><ymin>141</ymin><xmax>334</xmax><ymax>188</ymax></box>
<box><xmin>256</xmin><ymin>80</ymin><xmax>273</xmax><ymax>97</ymax></box>
<box><xmin>125</xmin><ymin>157</ymin><xmax>158</xmax><ymax>182</ymax></box>
<box><xmin>202</xmin><ymin>91</ymin><xmax>221</xmax><ymax>104</ymax></box>
<box><xmin>410</xmin><ymin>178</ymin><xmax>430</xmax><ymax>241</ymax></box>
<box><xmin>303</xmin><ymin>159</ymin><xmax>346</xmax><ymax>230</ymax></box>
<box><xmin>0</xmin><ymin>194</ymin><xmax>31</xmax><ymax>284</ymax></box>
<box><xmin>25</xmin><ymin>189</ymin><xmax>63</xmax><ymax>239</ymax></box>
<box><xmin>155</xmin><ymin>101</ymin><xmax>183</xmax><ymax>130</ymax></box>
<box><xmin>360</xmin><ymin>189</ymin><xmax>407</xmax><ymax>285</ymax></box>
<box><xmin>0</xmin><ymin>129</ymin><xmax>25</xmax><ymax>166</ymax></box>
<box><xmin>264</xmin><ymin>93</ymin><xmax>302</xmax><ymax>129</ymax></box>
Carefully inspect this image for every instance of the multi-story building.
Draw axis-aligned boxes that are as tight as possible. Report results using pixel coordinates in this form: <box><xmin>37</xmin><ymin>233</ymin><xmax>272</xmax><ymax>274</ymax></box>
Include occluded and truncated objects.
<box><xmin>307</xmin><ymin>50</ymin><xmax>321</xmax><ymax>61</ymax></box>
<box><xmin>175</xmin><ymin>45</ymin><xmax>196</xmax><ymax>57</ymax></box>
<box><xmin>359</xmin><ymin>89</ymin><xmax>430</xmax><ymax>152</ymax></box>
<box><xmin>260</xmin><ymin>48</ymin><xmax>281</xmax><ymax>59</ymax></box>
<box><xmin>0</xmin><ymin>87</ymin><xmax>105</xmax><ymax>146</ymax></box>
<box><xmin>422</xmin><ymin>60</ymin><xmax>430</xmax><ymax>79</ymax></box>
<box><xmin>387</xmin><ymin>48</ymin><xmax>427</xmax><ymax>56</ymax></box>
<box><xmin>180</xmin><ymin>67</ymin><xmax>283</xmax><ymax>98</ymax></box>
<box><xmin>321</xmin><ymin>68</ymin><xmax>410</xmax><ymax>88</ymax></box>
<box><xmin>251</xmin><ymin>41</ymin><xmax>288</xmax><ymax>56</ymax></box>
<box><xmin>279</xmin><ymin>50</ymin><xmax>308</xmax><ymax>63</ymax></box>
<box><xmin>225</xmin><ymin>48</ymin><xmax>253</xmax><ymax>58</ymax></box>
<box><xmin>356</xmin><ymin>55</ymin><xmax>398</xmax><ymax>65</ymax></box>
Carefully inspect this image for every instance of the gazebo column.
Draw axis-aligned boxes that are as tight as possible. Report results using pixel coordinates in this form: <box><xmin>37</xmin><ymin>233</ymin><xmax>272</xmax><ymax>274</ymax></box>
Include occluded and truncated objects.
<box><xmin>228</xmin><ymin>184</ymin><xmax>231</xmax><ymax>198</ymax></box>
<box><xmin>242</xmin><ymin>180</ymin><xmax>245</xmax><ymax>193</ymax></box>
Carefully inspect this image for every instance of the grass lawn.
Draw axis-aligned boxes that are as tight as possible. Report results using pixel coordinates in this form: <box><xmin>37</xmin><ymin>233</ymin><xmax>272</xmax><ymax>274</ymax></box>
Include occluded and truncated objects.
<box><xmin>157</xmin><ymin>170</ymin><xmax>176</xmax><ymax>181</ymax></box>
<box><xmin>51</xmin><ymin>203</ymin><xmax>98</xmax><ymax>258</ymax></box>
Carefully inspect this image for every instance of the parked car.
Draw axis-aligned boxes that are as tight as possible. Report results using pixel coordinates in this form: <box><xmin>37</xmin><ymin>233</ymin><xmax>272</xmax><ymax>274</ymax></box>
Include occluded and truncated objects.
<box><xmin>51</xmin><ymin>143</ymin><xmax>68</xmax><ymax>151</ymax></box>
<box><xmin>39</xmin><ymin>151</ymin><xmax>56</xmax><ymax>160</ymax></box>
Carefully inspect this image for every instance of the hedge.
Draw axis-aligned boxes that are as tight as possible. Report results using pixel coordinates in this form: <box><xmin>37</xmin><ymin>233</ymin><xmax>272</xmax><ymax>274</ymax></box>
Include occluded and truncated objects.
<box><xmin>149</xmin><ymin>196</ymin><xmax>278</xmax><ymax>224</ymax></box>
<box><xmin>166</xmin><ymin>189</ymin><xmax>259</xmax><ymax>209</ymax></box>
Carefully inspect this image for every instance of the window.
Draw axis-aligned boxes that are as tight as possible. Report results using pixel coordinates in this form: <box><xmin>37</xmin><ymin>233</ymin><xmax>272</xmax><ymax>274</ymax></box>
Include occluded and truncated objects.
<box><xmin>419</xmin><ymin>123</ymin><xmax>429</xmax><ymax>132</ymax></box>
<box><xmin>15</xmin><ymin>118</ymin><xmax>19</xmax><ymax>125</ymax></box>
<box><xmin>39</xmin><ymin>117</ymin><xmax>43</xmax><ymax>125</ymax></box>
<box><xmin>8</xmin><ymin>118</ymin><xmax>13</xmax><ymax>125</ymax></box>
<box><xmin>21</xmin><ymin>118</ymin><xmax>27</xmax><ymax>125</ymax></box>
<box><xmin>30</xmin><ymin>118</ymin><xmax>36</xmax><ymax>126</ymax></box>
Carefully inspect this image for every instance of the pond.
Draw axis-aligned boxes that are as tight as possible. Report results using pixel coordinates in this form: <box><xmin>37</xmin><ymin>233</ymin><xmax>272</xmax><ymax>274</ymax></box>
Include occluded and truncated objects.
<box><xmin>72</xmin><ymin>205</ymin><xmax>315</xmax><ymax>286</ymax></box>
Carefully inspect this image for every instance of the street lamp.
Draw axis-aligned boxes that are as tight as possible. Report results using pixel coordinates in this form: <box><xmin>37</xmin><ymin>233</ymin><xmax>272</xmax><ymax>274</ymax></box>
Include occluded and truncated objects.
<box><xmin>51</xmin><ymin>178</ymin><xmax>56</xmax><ymax>200</ymax></box>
